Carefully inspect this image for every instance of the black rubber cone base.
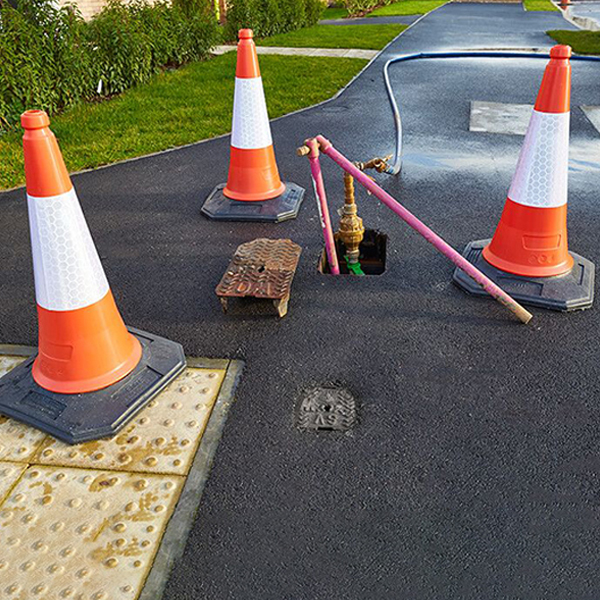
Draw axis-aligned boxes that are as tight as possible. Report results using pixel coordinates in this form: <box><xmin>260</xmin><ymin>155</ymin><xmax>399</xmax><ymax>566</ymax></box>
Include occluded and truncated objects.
<box><xmin>453</xmin><ymin>239</ymin><xmax>595</xmax><ymax>312</ymax></box>
<box><xmin>0</xmin><ymin>327</ymin><xmax>186</xmax><ymax>444</ymax></box>
<box><xmin>201</xmin><ymin>182</ymin><xmax>305</xmax><ymax>223</ymax></box>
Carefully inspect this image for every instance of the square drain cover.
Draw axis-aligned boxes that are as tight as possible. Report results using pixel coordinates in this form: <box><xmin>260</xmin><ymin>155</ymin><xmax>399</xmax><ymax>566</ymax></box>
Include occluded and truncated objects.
<box><xmin>296</xmin><ymin>387</ymin><xmax>357</xmax><ymax>431</ymax></box>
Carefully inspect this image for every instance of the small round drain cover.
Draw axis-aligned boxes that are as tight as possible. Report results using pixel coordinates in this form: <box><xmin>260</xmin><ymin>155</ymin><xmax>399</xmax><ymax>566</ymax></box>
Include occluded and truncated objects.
<box><xmin>296</xmin><ymin>387</ymin><xmax>357</xmax><ymax>431</ymax></box>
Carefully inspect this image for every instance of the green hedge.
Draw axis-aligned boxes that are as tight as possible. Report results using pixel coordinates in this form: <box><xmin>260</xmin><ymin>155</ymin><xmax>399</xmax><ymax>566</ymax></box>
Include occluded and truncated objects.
<box><xmin>224</xmin><ymin>0</ymin><xmax>324</xmax><ymax>40</ymax></box>
<box><xmin>0</xmin><ymin>0</ymin><xmax>220</xmax><ymax>130</ymax></box>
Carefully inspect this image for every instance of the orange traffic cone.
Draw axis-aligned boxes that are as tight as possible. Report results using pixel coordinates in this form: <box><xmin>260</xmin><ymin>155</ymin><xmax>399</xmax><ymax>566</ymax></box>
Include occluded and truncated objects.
<box><xmin>21</xmin><ymin>111</ymin><xmax>142</xmax><ymax>393</ymax></box>
<box><xmin>224</xmin><ymin>28</ymin><xmax>285</xmax><ymax>202</ymax></box>
<box><xmin>483</xmin><ymin>44</ymin><xmax>573</xmax><ymax>278</ymax></box>
<box><xmin>454</xmin><ymin>45</ymin><xmax>595</xmax><ymax>311</ymax></box>
<box><xmin>0</xmin><ymin>110</ymin><xmax>185</xmax><ymax>443</ymax></box>
<box><xmin>201</xmin><ymin>29</ymin><xmax>304</xmax><ymax>223</ymax></box>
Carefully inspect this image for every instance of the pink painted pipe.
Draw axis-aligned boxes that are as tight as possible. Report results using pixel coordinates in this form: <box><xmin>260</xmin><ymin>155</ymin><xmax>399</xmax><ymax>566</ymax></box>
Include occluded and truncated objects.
<box><xmin>307</xmin><ymin>139</ymin><xmax>340</xmax><ymax>275</ymax></box>
<box><xmin>315</xmin><ymin>135</ymin><xmax>532</xmax><ymax>324</ymax></box>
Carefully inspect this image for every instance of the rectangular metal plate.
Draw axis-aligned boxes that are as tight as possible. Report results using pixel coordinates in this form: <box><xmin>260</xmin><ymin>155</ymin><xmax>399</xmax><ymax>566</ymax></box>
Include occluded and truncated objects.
<box><xmin>216</xmin><ymin>238</ymin><xmax>302</xmax><ymax>300</ymax></box>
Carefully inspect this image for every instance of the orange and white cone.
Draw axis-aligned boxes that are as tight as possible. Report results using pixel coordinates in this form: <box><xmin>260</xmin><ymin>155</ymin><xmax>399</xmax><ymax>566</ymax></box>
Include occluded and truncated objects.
<box><xmin>483</xmin><ymin>44</ymin><xmax>573</xmax><ymax>277</ymax></box>
<box><xmin>21</xmin><ymin>109</ymin><xmax>142</xmax><ymax>394</ymax></box>
<box><xmin>224</xmin><ymin>28</ymin><xmax>285</xmax><ymax>201</ymax></box>
<box><xmin>0</xmin><ymin>110</ymin><xmax>185</xmax><ymax>443</ymax></box>
<box><xmin>454</xmin><ymin>45</ymin><xmax>595</xmax><ymax>311</ymax></box>
<box><xmin>201</xmin><ymin>29</ymin><xmax>305</xmax><ymax>222</ymax></box>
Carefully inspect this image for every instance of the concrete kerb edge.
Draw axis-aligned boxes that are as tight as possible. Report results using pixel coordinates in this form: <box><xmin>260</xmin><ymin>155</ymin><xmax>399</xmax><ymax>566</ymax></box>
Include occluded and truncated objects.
<box><xmin>0</xmin><ymin>344</ymin><xmax>36</xmax><ymax>357</ymax></box>
<box><xmin>0</xmin><ymin>5</ymin><xmax>445</xmax><ymax>194</ymax></box>
<box><xmin>186</xmin><ymin>356</ymin><xmax>231</xmax><ymax>370</ymax></box>
<box><xmin>310</xmin><ymin>0</ymin><xmax>451</xmax><ymax>104</ymax></box>
<box><xmin>138</xmin><ymin>358</ymin><xmax>245</xmax><ymax>600</ymax></box>
<box><xmin>549</xmin><ymin>0</ymin><xmax>599</xmax><ymax>31</ymax></box>
<box><xmin>551</xmin><ymin>0</ymin><xmax>582</xmax><ymax>28</ymax></box>
<box><xmin>563</xmin><ymin>10</ymin><xmax>600</xmax><ymax>32</ymax></box>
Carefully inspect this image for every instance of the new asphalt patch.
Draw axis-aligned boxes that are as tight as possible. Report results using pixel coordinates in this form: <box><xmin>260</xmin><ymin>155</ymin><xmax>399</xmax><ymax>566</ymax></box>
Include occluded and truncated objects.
<box><xmin>0</xmin><ymin>4</ymin><xmax>599</xmax><ymax>599</ymax></box>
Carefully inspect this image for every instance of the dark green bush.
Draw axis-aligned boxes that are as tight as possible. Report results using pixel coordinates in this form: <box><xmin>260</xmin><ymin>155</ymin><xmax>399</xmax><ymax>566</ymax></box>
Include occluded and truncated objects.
<box><xmin>0</xmin><ymin>0</ymin><xmax>92</xmax><ymax>128</ymax></box>
<box><xmin>344</xmin><ymin>0</ymin><xmax>388</xmax><ymax>16</ymax></box>
<box><xmin>224</xmin><ymin>0</ymin><xmax>323</xmax><ymax>40</ymax></box>
<box><xmin>304</xmin><ymin>0</ymin><xmax>324</xmax><ymax>26</ymax></box>
<box><xmin>87</xmin><ymin>1</ymin><xmax>155</xmax><ymax>95</ymax></box>
<box><xmin>134</xmin><ymin>0</ymin><xmax>220</xmax><ymax>67</ymax></box>
<box><xmin>0</xmin><ymin>0</ymin><xmax>219</xmax><ymax>130</ymax></box>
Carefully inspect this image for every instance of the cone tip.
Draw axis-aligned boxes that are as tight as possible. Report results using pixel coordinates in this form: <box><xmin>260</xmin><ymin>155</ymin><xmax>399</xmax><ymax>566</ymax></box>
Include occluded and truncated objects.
<box><xmin>239</xmin><ymin>29</ymin><xmax>253</xmax><ymax>40</ymax></box>
<box><xmin>550</xmin><ymin>45</ymin><xmax>571</xmax><ymax>60</ymax></box>
<box><xmin>21</xmin><ymin>110</ymin><xmax>50</xmax><ymax>130</ymax></box>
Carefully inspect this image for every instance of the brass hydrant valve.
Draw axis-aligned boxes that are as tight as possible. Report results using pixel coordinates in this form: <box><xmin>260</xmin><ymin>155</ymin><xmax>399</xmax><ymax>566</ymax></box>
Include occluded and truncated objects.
<box><xmin>338</xmin><ymin>172</ymin><xmax>365</xmax><ymax>265</ymax></box>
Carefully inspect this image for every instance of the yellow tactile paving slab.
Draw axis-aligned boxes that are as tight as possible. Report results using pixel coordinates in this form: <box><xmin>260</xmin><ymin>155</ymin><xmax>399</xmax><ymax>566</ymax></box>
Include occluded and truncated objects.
<box><xmin>0</xmin><ymin>353</ymin><xmax>238</xmax><ymax>600</ymax></box>
<box><xmin>0</xmin><ymin>356</ymin><xmax>26</xmax><ymax>378</ymax></box>
<box><xmin>0</xmin><ymin>462</ymin><xmax>27</xmax><ymax>503</ymax></box>
<box><xmin>0</xmin><ymin>415</ymin><xmax>49</xmax><ymax>463</ymax></box>
<box><xmin>34</xmin><ymin>367</ymin><xmax>226</xmax><ymax>475</ymax></box>
<box><xmin>0</xmin><ymin>355</ymin><xmax>49</xmax><ymax>463</ymax></box>
<box><xmin>0</xmin><ymin>466</ymin><xmax>183</xmax><ymax>600</ymax></box>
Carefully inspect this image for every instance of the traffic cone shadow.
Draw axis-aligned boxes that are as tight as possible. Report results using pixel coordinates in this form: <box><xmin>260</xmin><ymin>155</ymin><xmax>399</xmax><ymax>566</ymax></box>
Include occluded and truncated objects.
<box><xmin>0</xmin><ymin>110</ymin><xmax>186</xmax><ymax>443</ymax></box>
<box><xmin>454</xmin><ymin>45</ymin><xmax>595</xmax><ymax>311</ymax></box>
<box><xmin>201</xmin><ymin>29</ymin><xmax>305</xmax><ymax>223</ymax></box>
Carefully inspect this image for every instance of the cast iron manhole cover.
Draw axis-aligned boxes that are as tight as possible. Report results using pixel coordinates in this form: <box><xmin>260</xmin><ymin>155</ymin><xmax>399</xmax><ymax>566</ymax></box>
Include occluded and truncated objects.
<box><xmin>296</xmin><ymin>387</ymin><xmax>357</xmax><ymax>431</ymax></box>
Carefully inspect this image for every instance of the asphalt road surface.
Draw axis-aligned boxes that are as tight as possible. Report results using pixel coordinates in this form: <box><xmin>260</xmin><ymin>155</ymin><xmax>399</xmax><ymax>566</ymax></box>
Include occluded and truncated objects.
<box><xmin>1</xmin><ymin>4</ymin><xmax>599</xmax><ymax>599</ymax></box>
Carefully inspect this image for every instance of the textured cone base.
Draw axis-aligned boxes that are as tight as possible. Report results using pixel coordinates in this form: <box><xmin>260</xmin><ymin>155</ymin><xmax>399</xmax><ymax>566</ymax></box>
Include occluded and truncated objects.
<box><xmin>0</xmin><ymin>328</ymin><xmax>186</xmax><ymax>444</ymax></box>
<box><xmin>453</xmin><ymin>239</ymin><xmax>595</xmax><ymax>312</ymax></box>
<box><xmin>201</xmin><ymin>182</ymin><xmax>305</xmax><ymax>223</ymax></box>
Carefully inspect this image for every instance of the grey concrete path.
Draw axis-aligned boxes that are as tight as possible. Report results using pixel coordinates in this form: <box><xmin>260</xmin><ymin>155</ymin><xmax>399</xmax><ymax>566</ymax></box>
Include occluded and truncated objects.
<box><xmin>212</xmin><ymin>44</ymin><xmax>378</xmax><ymax>59</ymax></box>
<box><xmin>1</xmin><ymin>4</ymin><xmax>599</xmax><ymax>600</ymax></box>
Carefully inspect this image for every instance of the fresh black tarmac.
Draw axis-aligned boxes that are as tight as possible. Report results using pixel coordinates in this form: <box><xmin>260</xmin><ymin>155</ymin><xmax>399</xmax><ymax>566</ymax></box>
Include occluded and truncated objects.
<box><xmin>1</xmin><ymin>4</ymin><xmax>599</xmax><ymax>599</ymax></box>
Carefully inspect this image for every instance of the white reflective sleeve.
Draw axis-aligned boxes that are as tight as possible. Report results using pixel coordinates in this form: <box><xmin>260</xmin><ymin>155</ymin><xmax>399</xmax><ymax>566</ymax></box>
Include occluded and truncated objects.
<box><xmin>508</xmin><ymin>110</ymin><xmax>569</xmax><ymax>208</ymax></box>
<box><xmin>27</xmin><ymin>188</ymin><xmax>110</xmax><ymax>311</ymax></box>
<box><xmin>231</xmin><ymin>77</ymin><xmax>273</xmax><ymax>150</ymax></box>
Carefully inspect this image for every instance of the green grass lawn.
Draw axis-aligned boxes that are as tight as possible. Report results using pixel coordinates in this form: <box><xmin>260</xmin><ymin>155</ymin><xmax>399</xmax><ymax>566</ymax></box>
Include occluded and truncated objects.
<box><xmin>321</xmin><ymin>6</ymin><xmax>349</xmax><ymax>19</ymax></box>
<box><xmin>523</xmin><ymin>0</ymin><xmax>559</xmax><ymax>11</ymax></box>
<box><xmin>547</xmin><ymin>29</ymin><xmax>600</xmax><ymax>54</ymax></box>
<box><xmin>256</xmin><ymin>23</ymin><xmax>406</xmax><ymax>49</ymax></box>
<box><xmin>0</xmin><ymin>53</ymin><xmax>366</xmax><ymax>190</ymax></box>
<box><xmin>369</xmin><ymin>0</ymin><xmax>446</xmax><ymax>16</ymax></box>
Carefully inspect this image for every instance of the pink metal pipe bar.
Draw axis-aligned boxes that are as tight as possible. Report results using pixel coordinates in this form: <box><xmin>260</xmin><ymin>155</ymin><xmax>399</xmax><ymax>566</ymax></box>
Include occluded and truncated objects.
<box><xmin>307</xmin><ymin>139</ymin><xmax>340</xmax><ymax>275</ymax></box>
<box><xmin>314</xmin><ymin>135</ymin><xmax>533</xmax><ymax>324</ymax></box>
